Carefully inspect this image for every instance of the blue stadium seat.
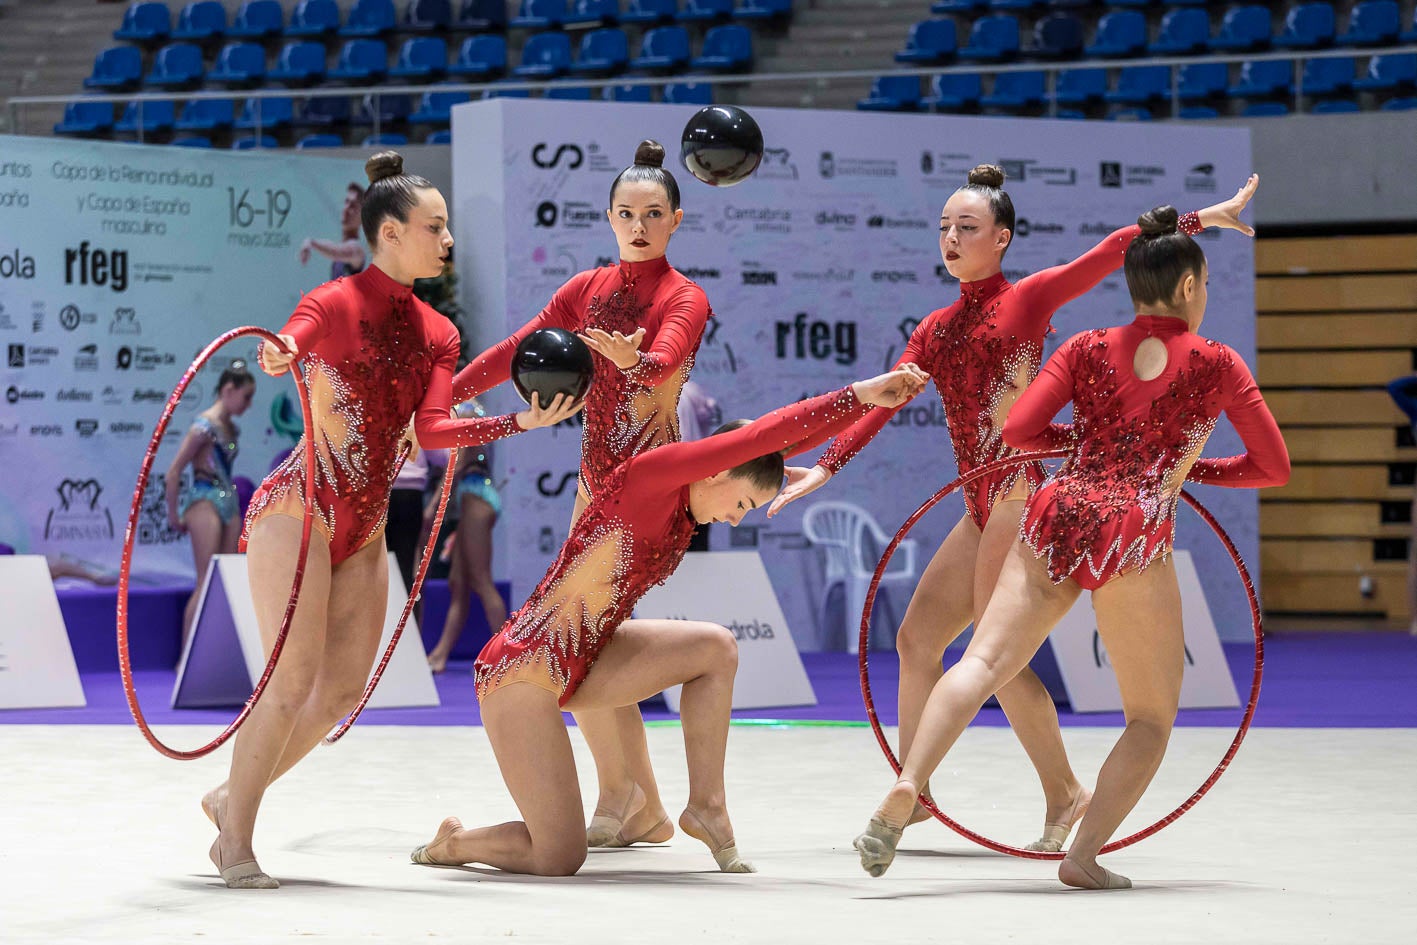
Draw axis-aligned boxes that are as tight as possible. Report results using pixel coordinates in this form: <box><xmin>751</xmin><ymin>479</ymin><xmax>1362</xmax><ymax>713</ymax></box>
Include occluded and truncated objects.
<box><xmin>1405</xmin><ymin>11</ymin><xmax>1417</xmax><ymax>43</ymax></box>
<box><xmin>456</xmin><ymin>0</ymin><xmax>510</xmax><ymax>30</ymax></box>
<box><xmin>958</xmin><ymin>15</ymin><xmax>1020</xmax><ymax>61</ymax></box>
<box><xmin>1085</xmin><ymin>11</ymin><xmax>1147</xmax><ymax>58</ymax></box>
<box><xmin>85</xmin><ymin>46</ymin><xmax>144</xmax><ymax>91</ymax></box>
<box><xmin>514</xmin><ymin>32</ymin><xmax>573</xmax><ymax>77</ymax></box>
<box><xmin>1354</xmin><ymin>53</ymin><xmax>1417</xmax><ymax>91</ymax></box>
<box><xmin>1274</xmin><ymin>3</ymin><xmax>1337</xmax><ymax>49</ymax></box>
<box><xmin>1178</xmin><ymin>61</ymin><xmax>1229</xmax><ymax>100</ymax></box>
<box><xmin>1242</xmin><ymin>101</ymin><xmax>1289</xmax><ymax>116</ymax></box>
<box><xmin>144</xmin><ymin>43</ymin><xmax>205</xmax><ymax>88</ymax></box>
<box><xmin>1107</xmin><ymin>106</ymin><xmax>1153</xmax><ymax>120</ymax></box>
<box><xmin>207</xmin><ymin>42</ymin><xmax>267</xmax><ymax>85</ymax></box>
<box><xmin>1380</xmin><ymin>96</ymin><xmax>1417</xmax><ymax>110</ymax></box>
<box><xmin>923</xmin><ymin>72</ymin><xmax>982</xmax><ymax>110</ymax></box>
<box><xmin>1310</xmin><ymin>98</ymin><xmax>1359</xmax><ymax>113</ymax></box>
<box><xmin>1149</xmin><ymin>8</ymin><xmax>1210</xmax><ymax>56</ymax></box>
<box><xmin>736</xmin><ymin>0</ymin><xmax>791</xmax><ymax>21</ymax></box>
<box><xmin>339</xmin><ymin>0</ymin><xmax>397</xmax><ymax>37</ymax></box>
<box><xmin>621</xmin><ymin>0</ymin><xmax>678</xmax><ymax>24</ymax></box>
<box><xmin>171</xmin><ymin>136</ymin><xmax>214</xmax><ymax>147</ymax></box>
<box><xmin>235</xmin><ymin>95</ymin><xmax>294</xmax><ymax>129</ymax></box>
<box><xmin>296</xmin><ymin>133</ymin><xmax>344</xmax><ymax>148</ymax></box>
<box><xmin>358</xmin><ymin>93</ymin><xmax>414</xmax><ymax>124</ymax></box>
<box><xmin>663</xmin><ymin>81</ymin><xmax>715</xmax><ymax>104</ymax></box>
<box><xmin>857</xmin><ymin>74</ymin><xmax>922</xmax><ymax>110</ymax></box>
<box><xmin>896</xmin><ymin>20</ymin><xmax>958</xmax><ymax>64</ymax></box>
<box><xmin>172</xmin><ymin>2</ymin><xmax>227</xmax><ymax>42</ymax></box>
<box><xmin>363</xmin><ymin>132</ymin><xmax>409</xmax><ymax>146</ymax></box>
<box><xmin>546</xmin><ymin>84</ymin><xmax>594</xmax><ymax>99</ymax></box>
<box><xmin>175</xmin><ymin>97</ymin><xmax>235</xmax><ymax>131</ymax></box>
<box><xmin>692</xmin><ymin>24</ymin><xmax>753</xmax><ymax>71</ymax></box>
<box><xmin>232</xmin><ymin>134</ymin><xmax>280</xmax><ymax>148</ymax></box>
<box><xmin>1025</xmin><ymin>13</ymin><xmax>1084</xmax><ymax>59</ymax></box>
<box><xmin>604</xmin><ymin>82</ymin><xmax>655</xmax><ymax>100</ymax></box>
<box><xmin>484</xmin><ymin>82</ymin><xmax>532</xmax><ymax>97</ymax></box>
<box><xmin>1338</xmin><ymin>1</ymin><xmax>1400</xmax><ymax>46</ymax></box>
<box><xmin>1229</xmin><ymin>59</ymin><xmax>1292</xmax><ymax>97</ymax></box>
<box><xmin>426</xmin><ymin>129</ymin><xmax>453</xmax><ymax>144</ymax></box>
<box><xmin>286</xmin><ymin>0</ymin><xmax>341</xmax><ymax>38</ymax></box>
<box><xmin>403</xmin><ymin>0</ymin><xmax>453</xmax><ymax>31</ymax></box>
<box><xmin>629</xmin><ymin>26</ymin><xmax>691</xmax><ymax>71</ymax></box>
<box><xmin>115</xmin><ymin>99</ymin><xmax>176</xmax><ymax>134</ymax></box>
<box><xmin>980</xmin><ymin>69</ymin><xmax>1046</xmax><ymax>109</ymax></box>
<box><xmin>54</xmin><ymin>101</ymin><xmax>116</xmax><ymax>136</ymax></box>
<box><xmin>228</xmin><ymin>1</ymin><xmax>284</xmax><ymax>40</ymax></box>
<box><xmin>564</xmin><ymin>0</ymin><xmax>620</xmax><ymax>27</ymax></box>
<box><xmin>932</xmin><ymin>0</ymin><xmax>986</xmax><ymax>12</ymax></box>
<box><xmin>679</xmin><ymin>0</ymin><xmax>734</xmax><ymax>22</ymax></box>
<box><xmin>511</xmin><ymin>0</ymin><xmax>567</xmax><ymax>30</ymax></box>
<box><xmin>1209</xmin><ymin>6</ymin><xmax>1273</xmax><ymax>53</ymax></box>
<box><xmin>1179</xmin><ymin>105</ymin><xmax>1221</xmax><ymax>119</ymax></box>
<box><xmin>1054</xmin><ymin>67</ymin><xmax>1107</xmax><ymax>105</ymax></box>
<box><xmin>1301</xmin><ymin>56</ymin><xmax>1355</xmax><ymax>95</ymax></box>
<box><xmin>571</xmin><ymin>28</ymin><xmax>630</xmax><ymax>73</ymax></box>
<box><xmin>1053</xmin><ymin>108</ymin><xmax>1087</xmax><ymax>119</ymax></box>
<box><xmin>410</xmin><ymin>87</ymin><xmax>471</xmax><ymax>123</ymax></box>
<box><xmin>989</xmin><ymin>0</ymin><xmax>1042</xmax><ymax>11</ymax></box>
<box><xmin>389</xmin><ymin>37</ymin><xmax>449</xmax><ymax>79</ymax></box>
<box><xmin>298</xmin><ymin>95</ymin><xmax>353</xmax><ymax>126</ymax></box>
<box><xmin>115</xmin><ymin>3</ymin><xmax>172</xmax><ymax>43</ymax></box>
<box><xmin>1106</xmin><ymin>64</ymin><xmax>1170</xmax><ymax>104</ymax></box>
<box><xmin>267</xmin><ymin>41</ymin><xmax>327</xmax><ymax>85</ymax></box>
<box><xmin>328</xmin><ymin>39</ymin><xmax>390</xmax><ymax>82</ymax></box>
<box><xmin>449</xmin><ymin>35</ymin><xmax>508</xmax><ymax>77</ymax></box>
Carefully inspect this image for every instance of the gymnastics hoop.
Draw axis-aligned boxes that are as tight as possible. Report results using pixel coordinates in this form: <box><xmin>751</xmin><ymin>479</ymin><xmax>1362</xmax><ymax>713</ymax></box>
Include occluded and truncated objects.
<box><xmin>857</xmin><ymin>449</ymin><xmax>1264</xmax><ymax>860</ymax></box>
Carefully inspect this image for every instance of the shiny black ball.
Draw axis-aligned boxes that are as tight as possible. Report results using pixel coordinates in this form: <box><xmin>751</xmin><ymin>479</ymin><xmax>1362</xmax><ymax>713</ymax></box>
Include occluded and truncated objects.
<box><xmin>511</xmin><ymin>328</ymin><xmax>594</xmax><ymax>407</ymax></box>
<box><xmin>680</xmin><ymin>105</ymin><xmax>764</xmax><ymax>187</ymax></box>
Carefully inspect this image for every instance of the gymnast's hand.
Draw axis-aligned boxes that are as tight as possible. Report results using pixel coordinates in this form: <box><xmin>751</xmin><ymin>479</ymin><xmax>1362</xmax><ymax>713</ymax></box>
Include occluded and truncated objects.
<box><xmin>767</xmin><ymin>464</ymin><xmax>833</xmax><ymax>519</ymax></box>
<box><xmin>517</xmin><ymin>392</ymin><xmax>584</xmax><ymax>430</ymax></box>
<box><xmin>579</xmin><ymin>327</ymin><xmax>646</xmax><ymax>370</ymax></box>
<box><xmin>259</xmin><ymin>333</ymin><xmax>299</xmax><ymax>377</ymax></box>
<box><xmin>852</xmin><ymin>364</ymin><xmax>928</xmax><ymax>409</ymax></box>
<box><xmin>1198</xmin><ymin>173</ymin><xmax>1259</xmax><ymax>237</ymax></box>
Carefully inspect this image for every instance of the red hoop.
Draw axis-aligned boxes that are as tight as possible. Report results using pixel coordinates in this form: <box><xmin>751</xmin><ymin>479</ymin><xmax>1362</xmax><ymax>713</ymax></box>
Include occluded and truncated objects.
<box><xmin>857</xmin><ymin>450</ymin><xmax>1265</xmax><ymax>859</ymax></box>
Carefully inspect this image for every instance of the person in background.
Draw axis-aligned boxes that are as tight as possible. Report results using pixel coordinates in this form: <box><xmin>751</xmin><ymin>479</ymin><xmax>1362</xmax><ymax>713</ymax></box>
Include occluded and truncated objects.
<box><xmin>299</xmin><ymin>182</ymin><xmax>366</xmax><ymax>279</ymax></box>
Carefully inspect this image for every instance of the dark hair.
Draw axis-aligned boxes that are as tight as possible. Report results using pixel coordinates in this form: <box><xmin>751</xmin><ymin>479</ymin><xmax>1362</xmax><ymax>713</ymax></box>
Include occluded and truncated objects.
<box><xmin>956</xmin><ymin>164</ymin><xmax>1016</xmax><ymax>258</ymax></box>
<box><xmin>346</xmin><ymin>181</ymin><xmax>365</xmax><ymax>199</ymax></box>
<box><xmin>1123</xmin><ymin>206</ymin><xmax>1208</xmax><ymax>309</ymax></box>
<box><xmin>217</xmin><ymin>360</ymin><xmax>254</xmax><ymax>395</ymax></box>
<box><xmin>608</xmin><ymin>140</ymin><xmax>682</xmax><ymax>213</ymax></box>
<box><xmin>361</xmin><ymin>151</ymin><xmax>435</xmax><ymax>245</ymax></box>
<box><xmin>709</xmin><ymin>419</ymin><xmax>785</xmax><ymax>492</ymax></box>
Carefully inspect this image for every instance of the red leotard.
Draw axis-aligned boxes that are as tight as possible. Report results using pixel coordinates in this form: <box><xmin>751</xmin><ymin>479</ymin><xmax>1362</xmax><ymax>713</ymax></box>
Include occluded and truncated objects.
<box><xmin>474</xmin><ymin>387</ymin><xmax>869</xmax><ymax>705</ymax></box>
<box><xmin>1003</xmin><ymin>315</ymin><xmax>1289</xmax><ymax>590</ymax></box>
<box><xmin>242</xmin><ymin>265</ymin><xmax>526</xmax><ymax>566</ymax></box>
<box><xmin>817</xmin><ymin>213</ymin><xmax>1204</xmax><ymax>529</ymax></box>
<box><xmin>452</xmin><ymin>256</ymin><xmax>711</xmax><ymax>497</ymax></box>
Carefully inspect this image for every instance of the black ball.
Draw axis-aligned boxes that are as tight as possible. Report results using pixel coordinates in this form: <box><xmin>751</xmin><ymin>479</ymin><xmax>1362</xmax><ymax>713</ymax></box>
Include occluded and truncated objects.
<box><xmin>680</xmin><ymin>105</ymin><xmax>763</xmax><ymax>188</ymax></box>
<box><xmin>512</xmin><ymin>328</ymin><xmax>594</xmax><ymax>407</ymax></box>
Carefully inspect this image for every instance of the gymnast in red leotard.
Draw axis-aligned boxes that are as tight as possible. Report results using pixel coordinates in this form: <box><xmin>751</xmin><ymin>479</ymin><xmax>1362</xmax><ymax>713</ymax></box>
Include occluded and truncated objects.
<box><xmin>410</xmin><ymin>367</ymin><xmax>928</xmax><ymax>877</ymax></box>
<box><xmin>770</xmin><ymin>164</ymin><xmax>1260</xmax><ymax>850</ymax></box>
<box><xmin>202</xmin><ymin>151</ymin><xmax>581</xmax><ymax>890</ymax></box>
<box><xmin>853</xmin><ymin>205</ymin><xmax>1289</xmax><ymax>891</ymax></box>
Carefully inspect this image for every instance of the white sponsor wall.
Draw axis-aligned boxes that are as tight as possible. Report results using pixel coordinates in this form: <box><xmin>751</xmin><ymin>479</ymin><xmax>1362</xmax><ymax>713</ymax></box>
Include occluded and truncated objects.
<box><xmin>0</xmin><ymin>137</ymin><xmax>365</xmax><ymax>579</ymax></box>
<box><xmin>451</xmin><ymin>100</ymin><xmax>1257</xmax><ymax>647</ymax></box>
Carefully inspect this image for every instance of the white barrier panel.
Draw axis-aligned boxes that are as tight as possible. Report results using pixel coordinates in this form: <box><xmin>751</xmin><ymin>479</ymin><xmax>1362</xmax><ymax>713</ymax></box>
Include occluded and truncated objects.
<box><xmin>0</xmin><ymin>556</ymin><xmax>86</xmax><ymax>709</ymax></box>
<box><xmin>172</xmin><ymin>552</ymin><xmax>438</xmax><ymax>709</ymax></box>
<box><xmin>635</xmin><ymin>551</ymin><xmax>816</xmax><ymax>712</ymax></box>
<box><xmin>1047</xmin><ymin>550</ymin><xmax>1240</xmax><ymax>713</ymax></box>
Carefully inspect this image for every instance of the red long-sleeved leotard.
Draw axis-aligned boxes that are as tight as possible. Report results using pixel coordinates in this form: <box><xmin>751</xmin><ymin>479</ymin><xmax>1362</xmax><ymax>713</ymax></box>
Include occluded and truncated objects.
<box><xmin>242</xmin><ymin>265</ymin><xmax>527</xmax><ymax>566</ymax></box>
<box><xmin>452</xmin><ymin>256</ymin><xmax>711</xmax><ymax>497</ymax></box>
<box><xmin>1003</xmin><ymin>314</ymin><xmax>1289</xmax><ymax>590</ymax></box>
<box><xmin>474</xmin><ymin>386</ymin><xmax>870</xmax><ymax>705</ymax></box>
<box><xmin>816</xmin><ymin>213</ymin><xmax>1204</xmax><ymax>529</ymax></box>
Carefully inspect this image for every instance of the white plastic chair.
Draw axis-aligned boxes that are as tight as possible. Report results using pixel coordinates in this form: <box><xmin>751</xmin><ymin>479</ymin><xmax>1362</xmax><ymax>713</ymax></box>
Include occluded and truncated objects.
<box><xmin>802</xmin><ymin>500</ymin><xmax>919</xmax><ymax>653</ymax></box>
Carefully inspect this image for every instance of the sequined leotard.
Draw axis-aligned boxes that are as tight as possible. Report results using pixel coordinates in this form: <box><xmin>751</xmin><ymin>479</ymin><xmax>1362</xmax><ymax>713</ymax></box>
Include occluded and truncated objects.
<box><xmin>1003</xmin><ymin>315</ymin><xmax>1289</xmax><ymax>590</ymax></box>
<box><xmin>817</xmin><ymin>214</ymin><xmax>1204</xmax><ymax>530</ymax></box>
<box><xmin>452</xmin><ymin>256</ymin><xmax>710</xmax><ymax>497</ymax></box>
<box><xmin>474</xmin><ymin>387</ymin><xmax>869</xmax><ymax>705</ymax></box>
<box><xmin>179</xmin><ymin>415</ymin><xmax>241</xmax><ymax>525</ymax></box>
<box><xmin>242</xmin><ymin>265</ymin><xmax>525</xmax><ymax>566</ymax></box>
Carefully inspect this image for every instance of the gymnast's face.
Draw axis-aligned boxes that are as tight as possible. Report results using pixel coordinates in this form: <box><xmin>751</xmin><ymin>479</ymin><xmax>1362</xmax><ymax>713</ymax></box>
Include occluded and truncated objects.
<box><xmin>688</xmin><ymin>472</ymin><xmax>780</xmax><ymax>526</ymax></box>
<box><xmin>939</xmin><ymin>190</ymin><xmax>1011</xmax><ymax>284</ymax></box>
<box><xmin>220</xmin><ymin>380</ymin><xmax>255</xmax><ymax>416</ymax></box>
<box><xmin>380</xmin><ymin>188</ymin><xmax>453</xmax><ymax>281</ymax></box>
<box><xmin>607</xmin><ymin>180</ymin><xmax>683</xmax><ymax>264</ymax></box>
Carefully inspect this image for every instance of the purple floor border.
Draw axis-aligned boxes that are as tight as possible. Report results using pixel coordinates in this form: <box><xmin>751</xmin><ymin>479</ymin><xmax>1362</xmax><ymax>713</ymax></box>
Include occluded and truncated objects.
<box><xmin>5</xmin><ymin>632</ymin><xmax>1415</xmax><ymax>729</ymax></box>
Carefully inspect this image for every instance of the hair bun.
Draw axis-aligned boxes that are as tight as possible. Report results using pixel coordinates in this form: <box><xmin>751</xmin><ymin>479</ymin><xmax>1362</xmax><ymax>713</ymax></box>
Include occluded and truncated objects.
<box><xmin>1137</xmin><ymin>205</ymin><xmax>1180</xmax><ymax>238</ymax></box>
<box><xmin>633</xmin><ymin>139</ymin><xmax>666</xmax><ymax>169</ymax></box>
<box><xmin>365</xmin><ymin>150</ymin><xmax>405</xmax><ymax>184</ymax></box>
<box><xmin>967</xmin><ymin>164</ymin><xmax>1005</xmax><ymax>188</ymax></box>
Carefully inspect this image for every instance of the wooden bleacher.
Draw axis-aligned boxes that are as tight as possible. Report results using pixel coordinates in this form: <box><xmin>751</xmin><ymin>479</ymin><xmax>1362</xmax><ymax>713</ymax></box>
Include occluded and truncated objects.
<box><xmin>1256</xmin><ymin>234</ymin><xmax>1417</xmax><ymax>624</ymax></box>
